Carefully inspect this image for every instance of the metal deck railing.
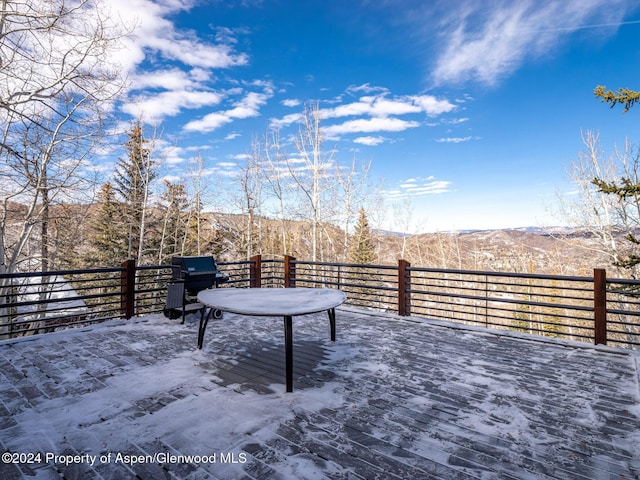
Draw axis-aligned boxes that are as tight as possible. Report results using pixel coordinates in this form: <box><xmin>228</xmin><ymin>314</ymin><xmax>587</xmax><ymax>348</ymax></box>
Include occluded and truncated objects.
<box><xmin>1</xmin><ymin>256</ymin><xmax>639</xmax><ymax>349</ymax></box>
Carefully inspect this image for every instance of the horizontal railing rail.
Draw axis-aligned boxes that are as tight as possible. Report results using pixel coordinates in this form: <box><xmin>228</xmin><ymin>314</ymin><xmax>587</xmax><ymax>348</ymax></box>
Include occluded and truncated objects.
<box><xmin>406</xmin><ymin>267</ymin><xmax>599</xmax><ymax>345</ymax></box>
<box><xmin>0</xmin><ymin>259</ymin><xmax>257</xmax><ymax>340</ymax></box>
<box><xmin>600</xmin><ymin>277</ymin><xmax>640</xmax><ymax>348</ymax></box>
<box><xmin>0</xmin><ymin>265</ymin><xmax>129</xmax><ymax>338</ymax></box>
<box><xmin>2</xmin><ymin>255</ymin><xmax>639</xmax><ymax>349</ymax></box>
<box><xmin>253</xmin><ymin>256</ymin><xmax>639</xmax><ymax>349</ymax></box>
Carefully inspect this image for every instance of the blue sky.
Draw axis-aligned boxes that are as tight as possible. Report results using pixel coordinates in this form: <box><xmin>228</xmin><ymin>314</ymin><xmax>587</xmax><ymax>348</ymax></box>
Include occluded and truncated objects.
<box><xmin>107</xmin><ymin>0</ymin><xmax>640</xmax><ymax>232</ymax></box>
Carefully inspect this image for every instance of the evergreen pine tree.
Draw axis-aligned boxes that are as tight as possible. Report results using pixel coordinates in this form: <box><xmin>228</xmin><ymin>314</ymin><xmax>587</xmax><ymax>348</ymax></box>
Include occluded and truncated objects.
<box><xmin>112</xmin><ymin>123</ymin><xmax>157</xmax><ymax>263</ymax></box>
<box><xmin>595</xmin><ymin>85</ymin><xmax>640</xmax><ymax>113</ymax></box>
<box><xmin>157</xmin><ymin>180</ymin><xmax>190</xmax><ymax>264</ymax></box>
<box><xmin>349</xmin><ymin>207</ymin><xmax>376</xmax><ymax>264</ymax></box>
<box><xmin>86</xmin><ymin>182</ymin><xmax>128</xmax><ymax>266</ymax></box>
<box><xmin>50</xmin><ymin>204</ymin><xmax>90</xmax><ymax>270</ymax></box>
<box><xmin>348</xmin><ymin>207</ymin><xmax>377</xmax><ymax>307</ymax></box>
<box><xmin>592</xmin><ymin>85</ymin><xmax>640</xmax><ymax>274</ymax></box>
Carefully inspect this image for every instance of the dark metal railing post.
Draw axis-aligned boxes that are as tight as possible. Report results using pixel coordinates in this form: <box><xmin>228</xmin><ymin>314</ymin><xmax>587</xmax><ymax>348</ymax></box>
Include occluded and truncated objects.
<box><xmin>120</xmin><ymin>259</ymin><xmax>136</xmax><ymax>319</ymax></box>
<box><xmin>594</xmin><ymin>268</ymin><xmax>607</xmax><ymax>345</ymax></box>
<box><xmin>250</xmin><ymin>255</ymin><xmax>262</xmax><ymax>288</ymax></box>
<box><xmin>398</xmin><ymin>259</ymin><xmax>411</xmax><ymax>316</ymax></box>
<box><xmin>284</xmin><ymin>255</ymin><xmax>296</xmax><ymax>288</ymax></box>
<box><xmin>484</xmin><ymin>274</ymin><xmax>489</xmax><ymax>328</ymax></box>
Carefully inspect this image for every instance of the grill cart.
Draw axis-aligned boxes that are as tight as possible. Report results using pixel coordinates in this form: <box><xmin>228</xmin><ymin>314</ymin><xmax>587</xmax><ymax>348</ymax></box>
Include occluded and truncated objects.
<box><xmin>163</xmin><ymin>256</ymin><xmax>228</xmax><ymax>321</ymax></box>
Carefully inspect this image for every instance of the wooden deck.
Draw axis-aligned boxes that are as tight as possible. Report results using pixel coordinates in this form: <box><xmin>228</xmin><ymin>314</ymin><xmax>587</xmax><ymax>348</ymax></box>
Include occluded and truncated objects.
<box><xmin>1</xmin><ymin>307</ymin><xmax>639</xmax><ymax>479</ymax></box>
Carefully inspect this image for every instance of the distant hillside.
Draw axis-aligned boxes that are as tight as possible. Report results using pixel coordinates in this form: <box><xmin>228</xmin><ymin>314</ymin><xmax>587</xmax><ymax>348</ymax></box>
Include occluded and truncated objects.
<box><xmin>371</xmin><ymin>227</ymin><xmax>616</xmax><ymax>276</ymax></box>
<box><xmin>1</xmin><ymin>199</ymin><xmax>624</xmax><ymax>276</ymax></box>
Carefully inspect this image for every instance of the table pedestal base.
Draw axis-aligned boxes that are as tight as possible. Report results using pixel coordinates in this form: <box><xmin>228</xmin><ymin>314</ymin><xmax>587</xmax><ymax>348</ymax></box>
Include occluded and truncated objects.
<box><xmin>199</xmin><ymin>307</ymin><xmax>337</xmax><ymax>393</ymax></box>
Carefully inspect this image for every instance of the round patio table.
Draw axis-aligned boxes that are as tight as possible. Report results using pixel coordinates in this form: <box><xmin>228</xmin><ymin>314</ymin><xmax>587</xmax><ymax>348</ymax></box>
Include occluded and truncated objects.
<box><xmin>196</xmin><ymin>287</ymin><xmax>346</xmax><ymax>392</ymax></box>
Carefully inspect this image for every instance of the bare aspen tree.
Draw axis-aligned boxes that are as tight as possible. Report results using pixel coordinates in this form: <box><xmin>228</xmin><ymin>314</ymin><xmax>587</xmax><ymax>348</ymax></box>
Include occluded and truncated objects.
<box><xmin>559</xmin><ymin>130</ymin><xmax>639</xmax><ymax>276</ymax></box>
<box><xmin>288</xmin><ymin>102</ymin><xmax>336</xmax><ymax>262</ymax></box>
<box><xmin>263</xmin><ymin>128</ymin><xmax>291</xmax><ymax>256</ymax></box>
<box><xmin>334</xmin><ymin>156</ymin><xmax>372</xmax><ymax>262</ymax></box>
<box><xmin>235</xmin><ymin>136</ymin><xmax>264</xmax><ymax>259</ymax></box>
<box><xmin>0</xmin><ymin>0</ymin><xmax>129</xmax><ymax>274</ymax></box>
<box><xmin>136</xmin><ymin>134</ymin><xmax>159</xmax><ymax>265</ymax></box>
<box><xmin>366</xmin><ymin>191</ymin><xmax>388</xmax><ymax>261</ymax></box>
<box><xmin>157</xmin><ymin>180</ymin><xmax>189</xmax><ymax>264</ymax></box>
<box><xmin>433</xmin><ymin>232</ymin><xmax>464</xmax><ymax>270</ymax></box>
<box><xmin>181</xmin><ymin>151</ymin><xmax>222</xmax><ymax>257</ymax></box>
<box><xmin>187</xmin><ymin>153</ymin><xmax>206</xmax><ymax>256</ymax></box>
<box><xmin>391</xmin><ymin>197</ymin><xmax>414</xmax><ymax>259</ymax></box>
<box><xmin>0</xmin><ymin>0</ymin><xmax>128</xmax><ymax>337</ymax></box>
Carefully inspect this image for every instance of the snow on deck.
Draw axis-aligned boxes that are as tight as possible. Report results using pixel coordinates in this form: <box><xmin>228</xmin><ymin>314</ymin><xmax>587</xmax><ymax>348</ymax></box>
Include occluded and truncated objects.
<box><xmin>0</xmin><ymin>307</ymin><xmax>639</xmax><ymax>479</ymax></box>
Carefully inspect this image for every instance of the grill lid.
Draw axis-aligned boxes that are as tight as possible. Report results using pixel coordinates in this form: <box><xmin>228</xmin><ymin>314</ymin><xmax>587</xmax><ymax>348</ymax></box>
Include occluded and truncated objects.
<box><xmin>171</xmin><ymin>256</ymin><xmax>226</xmax><ymax>292</ymax></box>
<box><xmin>174</xmin><ymin>256</ymin><xmax>217</xmax><ymax>274</ymax></box>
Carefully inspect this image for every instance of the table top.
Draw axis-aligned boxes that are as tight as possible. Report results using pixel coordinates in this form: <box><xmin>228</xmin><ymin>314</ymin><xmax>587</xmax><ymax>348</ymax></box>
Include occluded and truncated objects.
<box><xmin>197</xmin><ymin>287</ymin><xmax>346</xmax><ymax>317</ymax></box>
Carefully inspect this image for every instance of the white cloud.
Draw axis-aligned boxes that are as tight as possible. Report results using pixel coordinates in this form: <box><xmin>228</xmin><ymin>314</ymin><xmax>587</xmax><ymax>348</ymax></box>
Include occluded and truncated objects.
<box><xmin>209</xmin><ymin>161</ymin><xmax>240</xmax><ymax>178</ymax></box>
<box><xmin>109</xmin><ymin>0</ymin><xmax>248</xmax><ymax>73</ymax></box>
<box><xmin>431</xmin><ymin>0</ymin><xmax>632</xmax><ymax>86</ymax></box>
<box><xmin>161</xmin><ymin>145</ymin><xmax>187</xmax><ymax>165</ymax></box>
<box><xmin>161</xmin><ymin>174</ymin><xmax>183</xmax><ymax>184</ymax></box>
<box><xmin>229</xmin><ymin>91</ymin><xmax>271</xmax><ymax>119</ymax></box>
<box><xmin>322</xmin><ymin>93</ymin><xmax>455</xmax><ymax>120</ymax></box>
<box><xmin>410</xmin><ymin>95</ymin><xmax>457</xmax><ymax>116</ymax></box>
<box><xmin>322</xmin><ymin>99</ymin><xmax>379</xmax><ymax>118</ymax></box>
<box><xmin>324</xmin><ymin>117</ymin><xmax>420</xmax><ymax>136</ymax></box>
<box><xmin>270</xmin><ymin>86</ymin><xmax>456</xmax><ymax>134</ymax></box>
<box><xmin>443</xmin><ymin>117</ymin><xmax>470</xmax><ymax>125</ymax></box>
<box><xmin>436</xmin><ymin>136</ymin><xmax>477</xmax><ymax>143</ymax></box>
<box><xmin>136</xmin><ymin>17</ymin><xmax>246</xmax><ymax>69</ymax></box>
<box><xmin>107</xmin><ymin>0</ymin><xmax>250</xmax><ymax>123</ymax></box>
<box><xmin>122</xmin><ymin>90</ymin><xmax>223</xmax><ymax>121</ymax></box>
<box><xmin>385</xmin><ymin>176</ymin><xmax>452</xmax><ymax>199</ymax></box>
<box><xmin>269</xmin><ymin>87</ymin><xmax>455</xmax><ymax>138</ymax></box>
<box><xmin>269</xmin><ymin>112</ymin><xmax>303</xmax><ymax>129</ymax></box>
<box><xmin>345</xmin><ymin>83</ymin><xmax>389</xmax><ymax>95</ymax></box>
<box><xmin>131</xmin><ymin>68</ymin><xmax>192</xmax><ymax>90</ymax></box>
<box><xmin>228</xmin><ymin>153</ymin><xmax>249</xmax><ymax>161</ymax></box>
<box><xmin>282</xmin><ymin>99</ymin><xmax>301</xmax><ymax>107</ymax></box>
<box><xmin>184</xmin><ymin>112</ymin><xmax>232</xmax><ymax>132</ymax></box>
<box><xmin>184</xmin><ymin>90</ymin><xmax>273</xmax><ymax>133</ymax></box>
<box><xmin>353</xmin><ymin>136</ymin><xmax>386</xmax><ymax>146</ymax></box>
<box><xmin>185</xmin><ymin>144</ymin><xmax>212</xmax><ymax>152</ymax></box>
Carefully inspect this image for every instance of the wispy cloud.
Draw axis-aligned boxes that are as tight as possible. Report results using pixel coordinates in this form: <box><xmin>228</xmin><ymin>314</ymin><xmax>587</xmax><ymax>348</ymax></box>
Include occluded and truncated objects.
<box><xmin>184</xmin><ymin>89</ymin><xmax>274</xmax><ymax>133</ymax></box>
<box><xmin>270</xmin><ymin>85</ymin><xmax>456</xmax><ymax>138</ymax></box>
<box><xmin>160</xmin><ymin>174</ymin><xmax>182</xmax><ymax>184</ymax></box>
<box><xmin>345</xmin><ymin>83</ymin><xmax>389</xmax><ymax>95</ymax></box>
<box><xmin>324</xmin><ymin>117</ymin><xmax>420</xmax><ymax>136</ymax></box>
<box><xmin>322</xmin><ymin>88</ymin><xmax>455</xmax><ymax>119</ymax></box>
<box><xmin>122</xmin><ymin>89</ymin><xmax>223</xmax><ymax>121</ymax></box>
<box><xmin>431</xmin><ymin>0</ymin><xmax>634</xmax><ymax>86</ymax></box>
<box><xmin>160</xmin><ymin>144</ymin><xmax>187</xmax><ymax>165</ymax></box>
<box><xmin>443</xmin><ymin>117</ymin><xmax>469</xmax><ymax>125</ymax></box>
<box><xmin>118</xmin><ymin>0</ymin><xmax>248</xmax><ymax>70</ymax></box>
<box><xmin>111</xmin><ymin>0</ymin><xmax>249</xmax><ymax>124</ymax></box>
<box><xmin>385</xmin><ymin>176</ymin><xmax>452</xmax><ymax>199</ymax></box>
<box><xmin>436</xmin><ymin>136</ymin><xmax>478</xmax><ymax>143</ymax></box>
<box><xmin>353</xmin><ymin>136</ymin><xmax>387</xmax><ymax>146</ymax></box>
<box><xmin>282</xmin><ymin>99</ymin><xmax>301</xmax><ymax>107</ymax></box>
<box><xmin>269</xmin><ymin>112</ymin><xmax>303</xmax><ymax>129</ymax></box>
<box><xmin>200</xmin><ymin>161</ymin><xmax>239</xmax><ymax>179</ymax></box>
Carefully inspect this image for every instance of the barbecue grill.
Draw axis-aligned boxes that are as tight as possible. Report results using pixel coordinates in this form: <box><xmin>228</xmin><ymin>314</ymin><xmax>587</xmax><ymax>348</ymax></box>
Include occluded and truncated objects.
<box><xmin>163</xmin><ymin>256</ymin><xmax>228</xmax><ymax>320</ymax></box>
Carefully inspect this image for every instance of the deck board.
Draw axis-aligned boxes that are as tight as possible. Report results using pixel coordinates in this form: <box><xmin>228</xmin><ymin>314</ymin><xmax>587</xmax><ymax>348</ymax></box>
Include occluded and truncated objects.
<box><xmin>0</xmin><ymin>306</ymin><xmax>639</xmax><ymax>479</ymax></box>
